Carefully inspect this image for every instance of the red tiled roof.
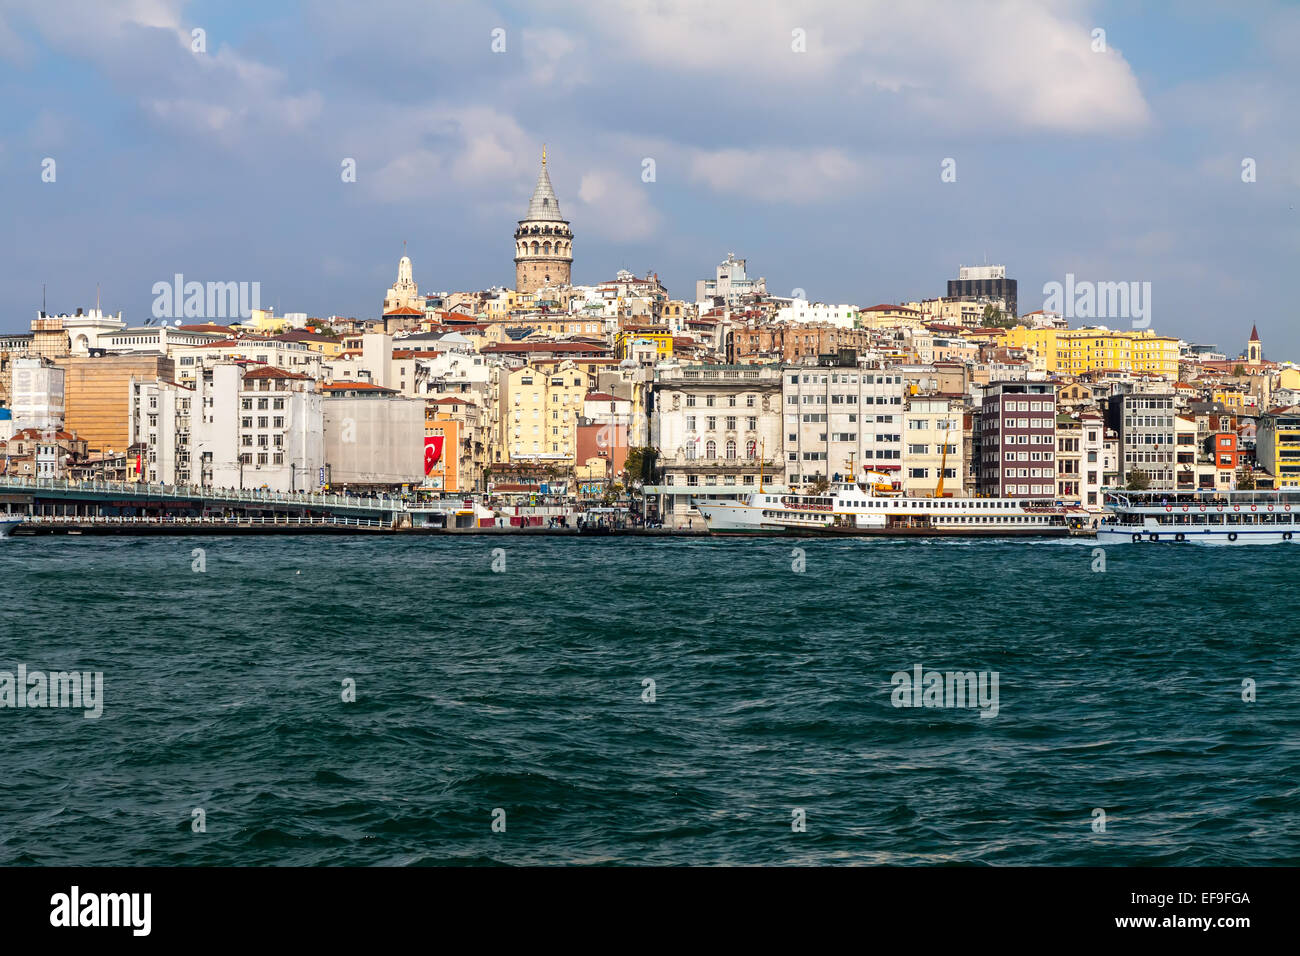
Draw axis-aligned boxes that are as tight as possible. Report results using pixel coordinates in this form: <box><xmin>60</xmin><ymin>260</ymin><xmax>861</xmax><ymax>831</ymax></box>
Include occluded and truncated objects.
<box><xmin>7</xmin><ymin>428</ymin><xmax>79</xmax><ymax>441</ymax></box>
<box><xmin>177</xmin><ymin>324</ymin><xmax>238</xmax><ymax>334</ymax></box>
<box><xmin>242</xmin><ymin>365</ymin><xmax>313</xmax><ymax>381</ymax></box>
<box><xmin>384</xmin><ymin>306</ymin><xmax>425</xmax><ymax>316</ymax></box>
<box><xmin>276</xmin><ymin>330</ymin><xmax>336</xmax><ymax>343</ymax></box>
<box><xmin>320</xmin><ymin>382</ymin><xmax>395</xmax><ymax>392</ymax></box>
<box><xmin>481</xmin><ymin>342</ymin><xmax>611</xmax><ymax>353</ymax></box>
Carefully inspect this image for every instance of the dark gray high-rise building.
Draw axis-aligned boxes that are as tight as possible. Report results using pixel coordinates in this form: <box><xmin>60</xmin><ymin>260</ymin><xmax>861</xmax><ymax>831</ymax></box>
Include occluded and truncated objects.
<box><xmin>948</xmin><ymin>264</ymin><xmax>1017</xmax><ymax>317</ymax></box>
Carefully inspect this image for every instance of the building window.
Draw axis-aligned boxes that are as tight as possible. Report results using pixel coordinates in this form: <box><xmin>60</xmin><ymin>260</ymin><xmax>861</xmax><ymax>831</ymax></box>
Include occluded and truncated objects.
<box><xmin>725</xmin><ymin>439</ymin><xmax>737</xmax><ymax>459</ymax></box>
<box><xmin>706</xmin><ymin>440</ymin><xmax>717</xmax><ymax>458</ymax></box>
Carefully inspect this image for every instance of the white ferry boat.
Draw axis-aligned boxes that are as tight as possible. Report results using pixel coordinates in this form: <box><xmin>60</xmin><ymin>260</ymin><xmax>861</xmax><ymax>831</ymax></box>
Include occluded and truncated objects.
<box><xmin>698</xmin><ymin>471</ymin><xmax>1078</xmax><ymax>537</ymax></box>
<box><xmin>1097</xmin><ymin>488</ymin><xmax>1300</xmax><ymax>544</ymax></box>
<box><xmin>0</xmin><ymin>517</ymin><xmax>22</xmax><ymax>537</ymax></box>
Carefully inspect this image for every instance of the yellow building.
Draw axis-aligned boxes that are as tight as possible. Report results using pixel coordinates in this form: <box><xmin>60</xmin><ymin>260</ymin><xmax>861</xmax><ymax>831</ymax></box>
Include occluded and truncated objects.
<box><xmin>238</xmin><ymin>308</ymin><xmax>287</xmax><ymax>334</ymax></box>
<box><xmin>615</xmin><ymin>330</ymin><xmax>673</xmax><ymax>360</ymax></box>
<box><xmin>1257</xmin><ymin>409</ymin><xmax>1300</xmax><ymax>488</ymax></box>
<box><xmin>1210</xmin><ymin>387</ymin><xmax>1248</xmax><ymax>413</ymax></box>
<box><xmin>1000</xmin><ymin>326</ymin><xmax>1179</xmax><ymax>378</ymax></box>
<box><xmin>504</xmin><ymin>315</ymin><xmax>606</xmax><ymax>337</ymax></box>
<box><xmin>496</xmin><ymin>361</ymin><xmax>588</xmax><ymax>464</ymax></box>
<box><xmin>858</xmin><ymin>304</ymin><xmax>924</xmax><ymax>330</ymax></box>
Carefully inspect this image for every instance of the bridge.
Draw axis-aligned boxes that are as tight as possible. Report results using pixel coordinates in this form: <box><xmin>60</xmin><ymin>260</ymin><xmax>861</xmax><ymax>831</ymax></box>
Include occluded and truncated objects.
<box><xmin>0</xmin><ymin>476</ymin><xmax>405</xmax><ymax>522</ymax></box>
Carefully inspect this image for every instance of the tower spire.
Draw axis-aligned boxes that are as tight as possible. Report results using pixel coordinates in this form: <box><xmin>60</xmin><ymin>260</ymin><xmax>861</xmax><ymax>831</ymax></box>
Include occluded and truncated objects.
<box><xmin>542</xmin><ymin>143</ymin><xmax>547</xmax><ymax>167</ymax></box>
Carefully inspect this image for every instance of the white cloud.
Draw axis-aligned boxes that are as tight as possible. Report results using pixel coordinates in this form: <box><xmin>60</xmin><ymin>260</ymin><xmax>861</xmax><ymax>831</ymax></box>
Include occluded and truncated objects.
<box><xmin>579</xmin><ymin>0</ymin><xmax>1151</xmax><ymax>134</ymax></box>
<box><xmin>574</xmin><ymin>169</ymin><xmax>662</xmax><ymax>240</ymax></box>
<box><xmin>687</xmin><ymin>147</ymin><xmax>865</xmax><ymax>203</ymax></box>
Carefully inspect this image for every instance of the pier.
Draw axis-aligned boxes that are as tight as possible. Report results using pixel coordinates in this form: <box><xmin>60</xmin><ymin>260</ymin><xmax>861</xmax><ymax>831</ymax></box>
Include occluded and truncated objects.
<box><xmin>0</xmin><ymin>477</ymin><xmax>710</xmax><ymax>536</ymax></box>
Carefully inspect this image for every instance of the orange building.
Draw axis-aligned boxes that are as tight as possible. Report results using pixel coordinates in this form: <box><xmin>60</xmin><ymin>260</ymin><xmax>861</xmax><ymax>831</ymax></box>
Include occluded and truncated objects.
<box><xmin>425</xmin><ymin>414</ymin><xmax>461</xmax><ymax>493</ymax></box>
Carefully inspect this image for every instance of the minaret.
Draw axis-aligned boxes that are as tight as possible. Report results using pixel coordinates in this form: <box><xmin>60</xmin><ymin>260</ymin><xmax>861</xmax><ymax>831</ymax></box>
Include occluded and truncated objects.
<box><xmin>1248</xmin><ymin>324</ymin><xmax>1262</xmax><ymax>364</ymax></box>
<box><xmin>514</xmin><ymin>146</ymin><xmax>573</xmax><ymax>294</ymax></box>
<box><xmin>383</xmin><ymin>243</ymin><xmax>421</xmax><ymax>313</ymax></box>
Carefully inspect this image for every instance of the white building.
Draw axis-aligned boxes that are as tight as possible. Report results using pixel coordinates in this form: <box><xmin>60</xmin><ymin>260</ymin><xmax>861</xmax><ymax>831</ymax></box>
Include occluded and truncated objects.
<box><xmin>783</xmin><ymin>361</ymin><xmax>907</xmax><ymax>487</ymax></box>
<box><xmin>174</xmin><ymin>336</ymin><xmax>323</xmax><ymax>388</ymax></box>
<box><xmin>774</xmin><ymin>302</ymin><xmax>858</xmax><ymax>329</ymax></box>
<box><xmin>93</xmin><ymin>324</ymin><xmax>230</xmax><ymax>357</ymax></box>
<box><xmin>10</xmin><ymin>358</ymin><xmax>65</xmax><ymax>430</ymax></box>
<box><xmin>649</xmin><ymin>364</ymin><xmax>784</xmax><ymax>527</ymax></box>
<box><xmin>414</xmin><ymin>349</ymin><xmax>492</xmax><ymax>396</ymax></box>
<box><xmin>321</xmin><ymin>384</ymin><xmax>425</xmax><ymax>487</ymax></box>
<box><xmin>695</xmin><ymin>253</ymin><xmax>767</xmax><ymax>309</ymax></box>
<box><xmin>129</xmin><ymin>378</ymin><xmax>195</xmax><ymax>484</ymax></box>
<box><xmin>192</xmin><ymin>363</ymin><xmax>323</xmax><ymax>491</ymax></box>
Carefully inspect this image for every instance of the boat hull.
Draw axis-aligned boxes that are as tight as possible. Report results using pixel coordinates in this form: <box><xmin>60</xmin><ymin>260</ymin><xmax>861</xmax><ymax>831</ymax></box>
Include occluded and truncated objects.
<box><xmin>700</xmin><ymin>501</ymin><xmax>1071</xmax><ymax>537</ymax></box>
<box><xmin>1098</xmin><ymin>525</ymin><xmax>1300</xmax><ymax>545</ymax></box>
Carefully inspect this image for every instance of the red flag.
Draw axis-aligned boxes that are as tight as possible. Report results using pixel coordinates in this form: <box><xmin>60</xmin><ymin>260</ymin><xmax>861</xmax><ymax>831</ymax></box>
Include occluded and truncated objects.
<box><xmin>136</xmin><ymin>452</ymin><xmax>143</xmax><ymax>476</ymax></box>
<box><xmin>424</xmin><ymin>436</ymin><xmax>444</xmax><ymax>475</ymax></box>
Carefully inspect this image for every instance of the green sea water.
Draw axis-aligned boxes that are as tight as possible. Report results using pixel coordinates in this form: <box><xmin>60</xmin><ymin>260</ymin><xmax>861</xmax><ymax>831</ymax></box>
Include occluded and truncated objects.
<box><xmin>1</xmin><ymin>534</ymin><xmax>1295</xmax><ymax>865</ymax></box>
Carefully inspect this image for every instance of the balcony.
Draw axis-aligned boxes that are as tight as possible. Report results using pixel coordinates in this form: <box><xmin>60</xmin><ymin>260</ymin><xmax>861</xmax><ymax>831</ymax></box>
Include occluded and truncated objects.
<box><xmin>659</xmin><ymin>456</ymin><xmax>779</xmax><ymax>472</ymax></box>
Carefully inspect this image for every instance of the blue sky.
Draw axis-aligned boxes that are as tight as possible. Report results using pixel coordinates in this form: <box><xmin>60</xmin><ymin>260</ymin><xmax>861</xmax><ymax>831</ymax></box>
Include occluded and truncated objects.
<box><xmin>1</xmin><ymin>0</ymin><xmax>1296</xmax><ymax>358</ymax></box>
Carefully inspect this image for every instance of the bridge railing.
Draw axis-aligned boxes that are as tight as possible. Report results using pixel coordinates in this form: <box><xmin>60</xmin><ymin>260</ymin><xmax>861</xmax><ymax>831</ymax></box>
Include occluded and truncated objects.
<box><xmin>23</xmin><ymin>513</ymin><xmax>390</xmax><ymax>528</ymax></box>
<box><xmin>0</xmin><ymin>476</ymin><xmax>402</xmax><ymax>511</ymax></box>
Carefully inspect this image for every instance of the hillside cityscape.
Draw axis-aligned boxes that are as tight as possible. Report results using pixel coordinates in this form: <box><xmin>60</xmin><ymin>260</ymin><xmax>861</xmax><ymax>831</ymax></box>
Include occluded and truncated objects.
<box><xmin>2</xmin><ymin>149</ymin><xmax>1295</xmax><ymax>529</ymax></box>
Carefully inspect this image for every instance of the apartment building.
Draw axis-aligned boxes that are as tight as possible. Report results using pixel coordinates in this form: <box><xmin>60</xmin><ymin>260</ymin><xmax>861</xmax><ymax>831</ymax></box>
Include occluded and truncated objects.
<box><xmin>783</xmin><ymin>356</ymin><xmax>907</xmax><ymax>487</ymax></box>
<box><xmin>975</xmin><ymin>382</ymin><xmax>1058</xmax><ymax>498</ymax></box>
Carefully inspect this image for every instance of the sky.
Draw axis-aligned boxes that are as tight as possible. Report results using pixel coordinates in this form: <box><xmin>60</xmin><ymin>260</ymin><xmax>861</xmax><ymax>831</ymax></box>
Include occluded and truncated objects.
<box><xmin>0</xmin><ymin>0</ymin><xmax>1296</xmax><ymax>358</ymax></box>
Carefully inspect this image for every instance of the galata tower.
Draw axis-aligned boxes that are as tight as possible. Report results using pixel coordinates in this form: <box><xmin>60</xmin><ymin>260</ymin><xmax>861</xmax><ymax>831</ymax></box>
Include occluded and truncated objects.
<box><xmin>514</xmin><ymin>146</ymin><xmax>573</xmax><ymax>294</ymax></box>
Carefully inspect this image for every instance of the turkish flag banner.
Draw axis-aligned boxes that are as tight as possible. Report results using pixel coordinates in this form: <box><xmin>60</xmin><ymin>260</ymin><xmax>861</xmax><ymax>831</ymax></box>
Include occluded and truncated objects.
<box><xmin>424</xmin><ymin>436</ymin><xmax>444</xmax><ymax>475</ymax></box>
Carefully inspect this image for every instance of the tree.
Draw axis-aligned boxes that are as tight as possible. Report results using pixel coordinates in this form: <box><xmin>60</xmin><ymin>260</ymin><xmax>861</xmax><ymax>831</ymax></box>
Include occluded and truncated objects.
<box><xmin>1126</xmin><ymin>469</ymin><xmax>1150</xmax><ymax>491</ymax></box>
<box><xmin>1237</xmin><ymin>469</ymin><xmax>1256</xmax><ymax>490</ymax></box>
<box><xmin>1232</xmin><ymin>364</ymin><xmax>1246</xmax><ymax>377</ymax></box>
<box><xmin>982</xmin><ymin>303</ymin><xmax>1021</xmax><ymax>328</ymax></box>
<box><xmin>810</xmin><ymin>475</ymin><xmax>831</xmax><ymax>495</ymax></box>
<box><xmin>623</xmin><ymin>447</ymin><xmax>659</xmax><ymax>488</ymax></box>
<box><xmin>622</xmin><ymin>446</ymin><xmax>659</xmax><ymax>515</ymax></box>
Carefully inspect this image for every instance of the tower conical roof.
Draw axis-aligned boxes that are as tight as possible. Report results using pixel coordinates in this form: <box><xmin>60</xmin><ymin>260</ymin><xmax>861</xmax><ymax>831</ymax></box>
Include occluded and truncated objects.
<box><xmin>1249</xmin><ymin>324</ymin><xmax>1260</xmax><ymax>341</ymax></box>
<box><xmin>524</xmin><ymin>152</ymin><xmax>565</xmax><ymax>222</ymax></box>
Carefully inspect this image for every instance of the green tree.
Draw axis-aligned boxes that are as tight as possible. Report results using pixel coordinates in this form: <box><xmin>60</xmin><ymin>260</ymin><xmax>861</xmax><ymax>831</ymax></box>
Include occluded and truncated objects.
<box><xmin>623</xmin><ymin>447</ymin><xmax>659</xmax><ymax>488</ymax></box>
<box><xmin>1126</xmin><ymin>469</ymin><xmax>1150</xmax><ymax>491</ymax></box>
<box><xmin>1232</xmin><ymin>364</ymin><xmax>1245</xmax><ymax>377</ymax></box>
<box><xmin>622</xmin><ymin>446</ymin><xmax>659</xmax><ymax>515</ymax></box>
<box><xmin>1237</xmin><ymin>469</ymin><xmax>1256</xmax><ymax>490</ymax></box>
<box><xmin>810</xmin><ymin>475</ymin><xmax>831</xmax><ymax>495</ymax></box>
